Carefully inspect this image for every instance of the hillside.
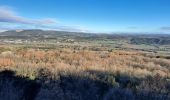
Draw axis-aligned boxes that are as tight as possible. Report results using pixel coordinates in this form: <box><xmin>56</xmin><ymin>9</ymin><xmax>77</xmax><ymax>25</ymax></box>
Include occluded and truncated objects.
<box><xmin>1</xmin><ymin>30</ymin><xmax>170</xmax><ymax>45</ymax></box>
<box><xmin>0</xmin><ymin>30</ymin><xmax>170</xmax><ymax>100</ymax></box>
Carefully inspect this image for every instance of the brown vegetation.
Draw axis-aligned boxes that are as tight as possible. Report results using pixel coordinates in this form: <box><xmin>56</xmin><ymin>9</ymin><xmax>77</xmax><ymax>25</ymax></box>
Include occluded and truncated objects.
<box><xmin>0</xmin><ymin>48</ymin><xmax>169</xmax><ymax>78</ymax></box>
<box><xmin>0</xmin><ymin>47</ymin><xmax>170</xmax><ymax>100</ymax></box>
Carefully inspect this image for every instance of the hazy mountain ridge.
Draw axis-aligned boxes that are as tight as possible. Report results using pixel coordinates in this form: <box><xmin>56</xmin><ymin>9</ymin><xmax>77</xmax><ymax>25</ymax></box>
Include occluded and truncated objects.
<box><xmin>1</xmin><ymin>29</ymin><xmax>170</xmax><ymax>45</ymax></box>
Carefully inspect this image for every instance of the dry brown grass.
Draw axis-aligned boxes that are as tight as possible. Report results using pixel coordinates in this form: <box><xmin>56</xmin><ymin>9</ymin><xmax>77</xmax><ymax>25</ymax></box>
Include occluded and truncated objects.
<box><xmin>0</xmin><ymin>48</ymin><xmax>169</xmax><ymax>79</ymax></box>
<box><xmin>0</xmin><ymin>47</ymin><xmax>170</xmax><ymax>100</ymax></box>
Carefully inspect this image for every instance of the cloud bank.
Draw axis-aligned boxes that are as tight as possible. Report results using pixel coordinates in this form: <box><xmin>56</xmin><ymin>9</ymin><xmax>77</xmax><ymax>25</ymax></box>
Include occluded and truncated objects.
<box><xmin>0</xmin><ymin>6</ymin><xmax>57</xmax><ymax>25</ymax></box>
<box><xmin>0</xmin><ymin>6</ymin><xmax>87</xmax><ymax>32</ymax></box>
<box><xmin>160</xmin><ymin>27</ymin><xmax>170</xmax><ymax>30</ymax></box>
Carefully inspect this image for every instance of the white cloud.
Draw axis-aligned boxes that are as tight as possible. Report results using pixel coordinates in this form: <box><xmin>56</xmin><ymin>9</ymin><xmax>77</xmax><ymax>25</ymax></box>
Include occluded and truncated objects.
<box><xmin>0</xmin><ymin>6</ymin><xmax>89</xmax><ymax>32</ymax></box>
<box><xmin>0</xmin><ymin>6</ymin><xmax>57</xmax><ymax>25</ymax></box>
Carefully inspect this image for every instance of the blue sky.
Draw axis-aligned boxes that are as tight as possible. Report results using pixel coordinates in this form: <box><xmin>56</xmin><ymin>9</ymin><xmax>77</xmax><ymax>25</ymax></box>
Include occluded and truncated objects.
<box><xmin>0</xmin><ymin>0</ymin><xmax>170</xmax><ymax>33</ymax></box>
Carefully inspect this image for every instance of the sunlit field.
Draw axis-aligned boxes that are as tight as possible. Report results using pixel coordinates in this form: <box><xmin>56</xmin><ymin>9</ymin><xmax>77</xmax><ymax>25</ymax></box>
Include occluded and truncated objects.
<box><xmin>0</xmin><ymin>43</ymin><xmax>170</xmax><ymax>100</ymax></box>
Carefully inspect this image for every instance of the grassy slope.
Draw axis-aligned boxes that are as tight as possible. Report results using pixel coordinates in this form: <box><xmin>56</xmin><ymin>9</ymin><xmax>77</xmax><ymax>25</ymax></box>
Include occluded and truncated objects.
<box><xmin>0</xmin><ymin>45</ymin><xmax>170</xmax><ymax>100</ymax></box>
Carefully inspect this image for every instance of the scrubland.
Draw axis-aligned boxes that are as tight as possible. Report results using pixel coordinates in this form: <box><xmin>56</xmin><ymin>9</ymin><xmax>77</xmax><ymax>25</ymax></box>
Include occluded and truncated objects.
<box><xmin>0</xmin><ymin>46</ymin><xmax>170</xmax><ymax>100</ymax></box>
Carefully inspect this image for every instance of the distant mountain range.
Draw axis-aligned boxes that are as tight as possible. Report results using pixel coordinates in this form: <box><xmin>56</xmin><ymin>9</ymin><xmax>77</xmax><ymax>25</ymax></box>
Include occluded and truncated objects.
<box><xmin>1</xmin><ymin>29</ymin><xmax>170</xmax><ymax>45</ymax></box>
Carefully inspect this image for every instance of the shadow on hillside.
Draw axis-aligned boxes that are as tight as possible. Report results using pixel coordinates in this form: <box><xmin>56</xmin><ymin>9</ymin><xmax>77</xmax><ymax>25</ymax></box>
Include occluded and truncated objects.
<box><xmin>0</xmin><ymin>69</ymin><xmax>170</xmax><ymax>100</ymax></box>
<box><xmin>36</xmin><ymin>69</ymin><xmax>170</xmax><ymax>100</ymax></box>
<box><xmin>0</xmin><ymin>70</ymin><xmax>41</xmax><ymax>100</ymax></box>
<box><xmin>85</xmin><ymin>70</ymin><xmax>170</xmax><ymax>100</ymax></box>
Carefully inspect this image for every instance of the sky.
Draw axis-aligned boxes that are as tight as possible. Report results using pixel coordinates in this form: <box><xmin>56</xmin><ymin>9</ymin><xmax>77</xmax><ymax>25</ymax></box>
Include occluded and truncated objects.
<box><xmin>0</xmin><ymin>0</ymin><xmax>170</xmax><ymax>33</ymax></box>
